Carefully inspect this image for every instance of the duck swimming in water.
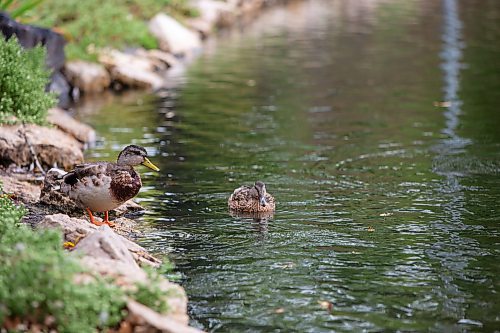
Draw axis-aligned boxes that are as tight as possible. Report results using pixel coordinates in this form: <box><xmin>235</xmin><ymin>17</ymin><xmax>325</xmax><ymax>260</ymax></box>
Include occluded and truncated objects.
<box><xmin>61</xmin><ymin>145</ymin><xmax>159</xmax><ymax>226</ymax></box>
<box><xmin>228</xmin><ymin>181</ymin><xmax>275</xmax><ymax>213</ymax></box>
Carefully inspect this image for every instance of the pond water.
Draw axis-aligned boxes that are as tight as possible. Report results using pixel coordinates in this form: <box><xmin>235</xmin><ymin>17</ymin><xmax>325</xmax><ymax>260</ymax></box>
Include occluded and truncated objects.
<box><xmin>79</xmin><ymin>0</ymin><xmax>500</xmax><ymax>331</ymax></box>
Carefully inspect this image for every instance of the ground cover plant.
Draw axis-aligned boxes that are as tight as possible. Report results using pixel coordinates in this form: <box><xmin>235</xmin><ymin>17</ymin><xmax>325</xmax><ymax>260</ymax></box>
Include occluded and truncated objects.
<box><xmin>0</xmin><ymin>186</ymin><xmax>171</xmax><ymax>332</ymax></box>
<box><xmin>29</xmin><ymin>0</ymin><xmax>197</xmax><ymax>61</ymax></box>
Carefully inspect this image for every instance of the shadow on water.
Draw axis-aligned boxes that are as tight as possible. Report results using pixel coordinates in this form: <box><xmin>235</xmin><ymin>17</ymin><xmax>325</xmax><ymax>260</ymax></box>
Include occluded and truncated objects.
<box><xmin>78</xmin><ymin>0</ymin><xmax>500</xmax><ymax>331</ymax></box>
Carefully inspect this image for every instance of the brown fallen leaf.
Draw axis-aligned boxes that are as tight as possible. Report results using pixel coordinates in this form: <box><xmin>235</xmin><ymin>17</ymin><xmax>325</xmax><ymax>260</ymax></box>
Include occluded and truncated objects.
<box><xmin>379</xmin><ymin>212</ymin><xmax>393</xmax><ymax>217</ymax></box>
<box><xmin>318</xmin><ymin>300</ymin><xmax>334</xmax><ymax>312</ymax></box>
<box><xmin>433</xmin><ymin>101</ymin><xmax>452</xmax><ymax>107</ymax></box>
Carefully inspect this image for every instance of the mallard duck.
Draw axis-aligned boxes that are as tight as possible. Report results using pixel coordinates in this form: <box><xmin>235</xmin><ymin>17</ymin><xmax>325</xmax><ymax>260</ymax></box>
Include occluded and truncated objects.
<box><xmin>61</xmin><ymin>145</ymin><xmax>159</xmax><ymax>226</ymax></box>
<box><xmin>228</xmin><ymin>181</ymin><xmax>275</xmax><ymax>213</ymax></box>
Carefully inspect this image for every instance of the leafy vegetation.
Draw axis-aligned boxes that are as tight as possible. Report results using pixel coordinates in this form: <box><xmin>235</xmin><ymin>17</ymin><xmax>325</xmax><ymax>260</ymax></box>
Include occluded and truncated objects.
<box><xmin>0</xmin><ymin>191</ymin><xmax>125</xmax><ymax>332</ymax></box>
<box><xmin>0</xmin><ymin>186</ymin><xmax>172</xmax><ymax>332</ymax></box>
<box><xmin>0</xmin><ymin>36</ymin><xmax>56</xmax><ymax>125</ymax></box>
<box><xmin>0</xmin><ymin>0</ymin><xmax>45</xmax><ymax>19</ymax></box>
<box><xmin>28</xmin><ymin>0</ymin><xmax>197</xmax><ymax>61</ymax></box>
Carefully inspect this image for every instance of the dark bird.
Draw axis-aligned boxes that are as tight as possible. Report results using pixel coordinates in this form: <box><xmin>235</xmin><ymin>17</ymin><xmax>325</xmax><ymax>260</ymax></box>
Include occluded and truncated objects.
<box><xmin>61</xmin><ymin>145</ymin><xmax>159</xmax><ymax>226</ymax></box>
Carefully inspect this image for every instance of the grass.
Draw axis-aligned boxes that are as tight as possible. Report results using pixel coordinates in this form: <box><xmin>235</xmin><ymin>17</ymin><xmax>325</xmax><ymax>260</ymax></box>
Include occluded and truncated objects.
<box><xmin>26</xmin><ymin>0</ymin><xmax>198</xmax><ymax>61</ymax></box>
<box><xmin>0</xmin><ymin>185</ymin><xmax>172</xmax><ymax>332</ymax></box>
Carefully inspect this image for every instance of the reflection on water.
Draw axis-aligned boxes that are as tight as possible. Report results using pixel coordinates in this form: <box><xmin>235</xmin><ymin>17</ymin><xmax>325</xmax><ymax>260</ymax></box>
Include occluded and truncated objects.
<box><xmin>79</xmin><ymin>0</ymin><xmax>500</xmax><ymax>331</ymax></box>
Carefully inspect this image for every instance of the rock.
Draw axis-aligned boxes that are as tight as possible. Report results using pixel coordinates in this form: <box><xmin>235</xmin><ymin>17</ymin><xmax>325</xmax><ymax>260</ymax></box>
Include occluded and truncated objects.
<box><xmin>188</xmin><ymin>0</ymin><xmax>236</xmax><ymax>33</ymax></box>
<box><xmin>99</xmin><ymin>49</ymin><xmax>165</xmax><ymax>89</ymax></box>
<box><xmin>148</xmin><ymin>14</ymin><xmax>201</xmax><ymax>56</ymax></box>
<box><xmin>64</xmin><ymin>60</ymin><xmax>111</xmax><ymax>93</ymax></box>
<box><xmin>119</xmin><ymin>234</ymin><xmax>162</xmax><ymax>268</ymax></box>
<box><xmin>126</xmin><ymin>300</ymin><xmax>201</xmax><ymax>332</ymax></box>
<box><xmin>0</xmin><ymin>174</ymin><xmax>40</xmax><ymax>203</ymax></box>
<box><xmin>185</xmin><ymin>18</ymin><xmax>213</xmax><ymax>38</ymax></box>
<box><xmin>38</xmin><ymin>213</ymin><xmax>161</xmax><ymax>267</ymax></box>
<box><xmin>73</xmin><ymin>225</ymin><xmax>139</xmax><ymax>266</ymax></box>
<box><xmin>0</xmin><ymin>124</ymin><xmax>83</xmax><ymax>170</ymax></box>
<box><xmin>80</xmin><ymin>256</ymin><xmax>147</xmax><ymax>286</ymax></box>
<box><xmin>49</xmin><ymin>71</ymin><xmax>73</xmax><ymax>109</ymax></box>
<box><xmin>38</xmin><ymin>213</ymin><xmax>98</xmax><ymax>244</ymax></box>
<box><xmin>47</xmin><ymin>108</ymin><xmax>96</xmax><ymax>144</ymax></box>
<box><xmin>135</xmin><ymin>49</ymin><xmax>180</xmax><ymax>69</ymax></box>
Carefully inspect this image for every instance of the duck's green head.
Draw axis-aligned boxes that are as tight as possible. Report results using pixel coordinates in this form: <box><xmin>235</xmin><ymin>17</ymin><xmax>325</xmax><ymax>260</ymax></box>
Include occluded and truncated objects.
<box><xmin>117</xmin><ymin>145</ymin><xmax>160</xmax><ymax>171</ymax></box>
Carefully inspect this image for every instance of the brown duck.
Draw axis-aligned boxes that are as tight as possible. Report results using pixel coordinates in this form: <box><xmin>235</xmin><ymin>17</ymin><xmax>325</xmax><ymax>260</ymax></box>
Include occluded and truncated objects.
<box><xmin>228</xmin><ymin>181</ymin><xmax>275</xmax><ymax>213</ymax></box>
<box><xmin>61</xmin><ymin>145</ymin><xmax>159</xmax><ymax>226</ymax></box>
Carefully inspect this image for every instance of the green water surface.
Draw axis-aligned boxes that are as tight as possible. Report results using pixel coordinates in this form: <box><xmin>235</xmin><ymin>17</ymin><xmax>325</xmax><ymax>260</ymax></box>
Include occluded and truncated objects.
<box><xmin>79</xmin><ymin>0</ymin><xmax>500</xmax><ymax>331</ymax></box>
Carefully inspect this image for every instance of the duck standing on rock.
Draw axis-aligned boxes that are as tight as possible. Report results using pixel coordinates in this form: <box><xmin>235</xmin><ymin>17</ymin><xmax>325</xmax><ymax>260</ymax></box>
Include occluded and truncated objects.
<box><xmin>61</xmin><ymin>145</ymin><xmax>160</xmax><ymax>227</ymax></box>
<box><xmin>228</xmin><ymin>181</ymin><xmax>275</xmax><ymax>213</ymax></box>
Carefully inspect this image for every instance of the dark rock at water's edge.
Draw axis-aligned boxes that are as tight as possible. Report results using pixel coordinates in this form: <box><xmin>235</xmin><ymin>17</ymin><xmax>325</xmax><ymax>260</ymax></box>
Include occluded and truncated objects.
<box><xmin>0</xmin><ymin>12</ymin><xmax>72</xmax><ymax>107</ymax></box>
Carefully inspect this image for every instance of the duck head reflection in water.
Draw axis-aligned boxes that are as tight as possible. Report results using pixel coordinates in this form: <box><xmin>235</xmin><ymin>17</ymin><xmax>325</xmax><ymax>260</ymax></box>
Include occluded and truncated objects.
<box><xmin>228</xmin><ymin>181</ymin><xmax>275</xmax><ymax>213</ymax></box>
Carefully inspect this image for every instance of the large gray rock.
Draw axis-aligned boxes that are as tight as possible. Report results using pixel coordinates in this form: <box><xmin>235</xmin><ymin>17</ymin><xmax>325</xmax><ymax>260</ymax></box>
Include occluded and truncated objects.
<box><xmin>64</xmin><ymin>60</ymin><xmax>111</xmax><ymax>93</ymax></box>
<box><xmin>47</xmin><ymin>108</ymin><xmax>96</xmax><ymax>144</ymax></box>
<box><xmin>99</xmin><ymin>49</ymin><xmax>165</xmax><ymax>89</ymax></box>
<box><xmin>73</xmin><ymin>225</ymin><xmax>138</xmax><ymax>266</ymax></box>
<box><xmin>0</xmin><ymin>124</ymin><xmax>83</xmax><ymax>169</ymax></box>
<box><xmin>148</xmin><ymin>13</ymin><xmax>201</xmax><ymax>56</ymax></box>
<box><xmin>38</xmin><ymin>214</ymin><xmax>160</xmax><ymax>267</ymax></box>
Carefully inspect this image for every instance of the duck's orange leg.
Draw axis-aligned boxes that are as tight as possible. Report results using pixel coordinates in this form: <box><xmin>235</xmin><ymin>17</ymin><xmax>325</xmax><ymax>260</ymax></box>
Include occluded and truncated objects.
<box><xmin>103</xmin><ymin>211</ymin><xmax>116</xmax><ymax>227</ymax></box>
<box><xmin>86</xmin><ymin>208</ymin><xmax>104</xmax><ymax>226</ymax></box>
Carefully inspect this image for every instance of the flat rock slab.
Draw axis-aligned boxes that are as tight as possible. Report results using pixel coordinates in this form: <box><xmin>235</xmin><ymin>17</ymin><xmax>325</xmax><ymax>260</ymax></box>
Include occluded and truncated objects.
<box><xmin>149</xmin><ymin>13</ymin><xmax>201</xmax><ymax>56</ymax></box>
<box><xmin>47</xmin><ymin>108</ymin><xmax>96</xmax><ymax>143</ymax></box>
<box><xmin>64</xmin><ymin>60</ymin><xmax>111</xmax><ymax>93</ymax></box>
<box><xmin>0</xmin><ymin>124</ymin><xmax>83</xmax><ymax>169</ymax></box>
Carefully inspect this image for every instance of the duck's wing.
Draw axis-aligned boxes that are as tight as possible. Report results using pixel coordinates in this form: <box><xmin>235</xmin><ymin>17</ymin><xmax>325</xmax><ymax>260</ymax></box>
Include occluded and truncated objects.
<box><xmin>62</xmin><ymin>162</ymin><xmax>109</xmax><ymax>185</ymax></box>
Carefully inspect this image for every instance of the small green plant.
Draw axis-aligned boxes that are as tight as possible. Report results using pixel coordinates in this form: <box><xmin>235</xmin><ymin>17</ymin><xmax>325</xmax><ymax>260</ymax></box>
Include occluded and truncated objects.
<box><xmin>0</xmin><ymin>36</ymin><xmax>56</xmax><ymax>125</ymax></box>
<box><xmin>0</xmin><ymin>0</ymin><xmax>46</xmax><ymax>19</ymax></box>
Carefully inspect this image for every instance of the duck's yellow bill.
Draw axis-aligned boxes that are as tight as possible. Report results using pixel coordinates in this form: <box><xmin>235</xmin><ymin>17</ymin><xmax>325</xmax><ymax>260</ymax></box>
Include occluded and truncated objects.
<box><xmin>142</xmin><ymin>157</ymin><xmax>160</xmax><ymax>171</ymax></box>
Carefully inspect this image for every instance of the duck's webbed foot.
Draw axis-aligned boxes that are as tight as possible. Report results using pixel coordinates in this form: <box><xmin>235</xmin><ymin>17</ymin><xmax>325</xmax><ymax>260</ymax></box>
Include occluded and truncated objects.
<box><xmin>103</xmin><ymin>211</ymin><xmax>116</xmax><ymax>228</ymax></box>
<box><xmin>86</xmin><ymin>208</ymin><xmax>104</xmax><ymax>226</ymax></box>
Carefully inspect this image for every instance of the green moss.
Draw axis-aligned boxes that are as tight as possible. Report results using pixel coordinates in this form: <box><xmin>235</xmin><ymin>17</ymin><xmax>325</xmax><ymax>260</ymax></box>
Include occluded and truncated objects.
<box><xmin>29</xmin><ymin>0</ymin><xmax>197</xmax><ymax>61</ymax></box>
<box><xmin>0</xmin><ymin>36</ymin><xmax>56</xmax><ymax>125</ymax></box>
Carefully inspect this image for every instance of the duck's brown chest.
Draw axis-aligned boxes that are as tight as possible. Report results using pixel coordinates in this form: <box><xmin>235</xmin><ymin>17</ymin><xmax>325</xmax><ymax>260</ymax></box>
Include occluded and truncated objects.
<box><xmin>110</xmin><ymin>169</ymin><xmax>142</xmax><ymax>203</ymax></box>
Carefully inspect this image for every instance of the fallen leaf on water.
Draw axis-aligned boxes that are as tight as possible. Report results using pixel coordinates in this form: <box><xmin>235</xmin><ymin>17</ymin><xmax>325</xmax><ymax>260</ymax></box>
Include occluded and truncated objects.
<box><xmin>367</xmin><ymin>226</ymin><xmax>375</xmax><ymax>232</ymax></box>
<box><xmin>433</xmin><ymin>101</ymin><xmax>451</xmax><ymax>107</ymax></box>
<box><xmin>318</xmin><ymin>300</ymin><xmax>334</xmax><ymax>312</ymax></box>
<box><xmin>277</xmin><ymin>262</ymin><xmax>295</xmax><ymax>269</ymax></box>
<box><xmin>274</xmin><ymin>308</ymin><xmax>285</xmax><ymax>314</ymax></box>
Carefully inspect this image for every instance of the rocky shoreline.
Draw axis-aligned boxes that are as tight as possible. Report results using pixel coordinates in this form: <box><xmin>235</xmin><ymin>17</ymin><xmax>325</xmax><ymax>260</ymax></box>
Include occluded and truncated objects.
<box><xmin>0</xmin><ymin>1</ymin><xmax>290</xmax><ymax>331</ymax></box>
